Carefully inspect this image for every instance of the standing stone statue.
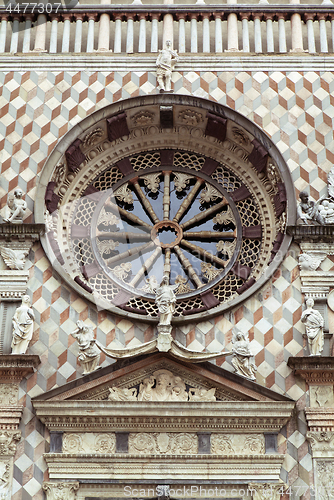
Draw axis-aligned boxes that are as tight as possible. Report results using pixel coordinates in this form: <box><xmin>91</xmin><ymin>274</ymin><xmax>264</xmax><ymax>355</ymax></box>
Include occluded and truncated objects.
<box><xmin>11</xmin><ymin>295</ymin><xmax>35</xmax><ymax>354</ymax></box>
<box><xmin>297</xmin><ymin>191</ymin><xmax>324</xmax><ymax>225</ymax></box>
<box><xmin>156</xmin><ymin>40</ymin><xmax>179</xmax><ymax>92</ymax></box>
<box><xmin>150</xmin><ymin>275</ymin><xmax>179</xmax><ymax>326</ymax></box>
<box><xmin>3</xmin><ymin>189</ymin><xmax>27</xmax><ymax>223</ymax></box>
<box><xmin>70</xmin><ymin>320</ymin><xmax>100</xmax><ymax>374</ymax></box>
<box><xmin>231</xmin><ymin>331</ymin><xmax>257</xmax><ymax>380</ymax></box>
<box><xmin>301</xmin><ymin>298</ymin><xmax>324</xmax><ymax>356</ymax></box>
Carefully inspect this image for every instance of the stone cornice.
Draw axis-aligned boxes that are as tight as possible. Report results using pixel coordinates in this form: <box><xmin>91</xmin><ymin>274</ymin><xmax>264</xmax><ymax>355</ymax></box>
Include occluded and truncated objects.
<box><xmin>1</xmin><ymin>55</ymin><xmax>334</xmax><ymax>73</ymax></box>
<box><xmin>0</xmin><ymin>406</ymin><xmax>23</xmax><ymax>429</ymax></box>
<box><xmin>33</xmin><ymin>400</ymin><xmax>294</xmax><ymax>432</ymax></box>
<box><xmin>305</xmin><ymin>408</ymin><xmax>334</xmax><ymax>430</ymax></box>
<box><xmin>0</xmin><ymin>355</ymin><xmax>40</xmax><ymax>383</ymax></box>
<box><xmin>287</xmin><ymin>225</ymin><xmax>334</xmax><ymax>243</ymax></box>
<box><xmin>0</xmin><ymin>224</ymin><xmax>45</xmax><ymax>242</ymax></box>
<box><xmin>288</xmin><ymin>357</ymin><xmax>334</xmax><ymax>384</ymax></box>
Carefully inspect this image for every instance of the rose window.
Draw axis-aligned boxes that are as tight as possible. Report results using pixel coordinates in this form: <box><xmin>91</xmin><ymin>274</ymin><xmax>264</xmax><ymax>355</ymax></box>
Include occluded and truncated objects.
<box><xmin>37</xmin><ymin>96</ymin><xmax>295</xmax><ymax>322</ymax></box>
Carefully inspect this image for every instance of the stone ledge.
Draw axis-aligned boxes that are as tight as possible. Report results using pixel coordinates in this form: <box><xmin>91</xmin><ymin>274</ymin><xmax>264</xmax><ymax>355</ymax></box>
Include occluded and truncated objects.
<box><xmin>0</xmin><ymin>223</ymin><xmax>45</xmax><ymax>241</ymax></box>
<box><xmin>287</xmin><ymin>224</ymin><xmax>334</xmax><ymax>242</ymax></box>
<box><xmin>288</xmin><ymin>357</ymin><xmax>334</xmax><ymax>384</ymax></box>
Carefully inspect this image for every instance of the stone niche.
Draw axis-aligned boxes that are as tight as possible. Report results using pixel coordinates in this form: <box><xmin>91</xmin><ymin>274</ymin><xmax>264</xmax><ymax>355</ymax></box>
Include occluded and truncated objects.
<box><xmin>33</xmin><ymin>353</ymin><xmax>294</xmax><ymax>499</ymax></box>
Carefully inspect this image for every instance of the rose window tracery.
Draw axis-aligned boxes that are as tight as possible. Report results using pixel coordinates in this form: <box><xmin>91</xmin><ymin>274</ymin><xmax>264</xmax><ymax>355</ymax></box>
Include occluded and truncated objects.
<box><xmin>37</xmin><ymin>96</ymin><xmax>295</xmax><ymax>322</ymax></box>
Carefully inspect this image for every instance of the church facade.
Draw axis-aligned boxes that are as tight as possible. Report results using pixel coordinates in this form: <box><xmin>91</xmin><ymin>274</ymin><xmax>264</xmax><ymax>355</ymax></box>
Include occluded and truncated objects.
<box><xmin>1</xmin><ymin>1</ymin><xmax>334</xmax><ymax>499</ymax></box>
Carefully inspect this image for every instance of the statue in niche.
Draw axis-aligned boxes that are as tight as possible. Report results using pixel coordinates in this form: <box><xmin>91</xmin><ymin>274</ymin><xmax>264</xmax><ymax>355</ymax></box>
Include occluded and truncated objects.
<box><xmin>3</xmin><ymin>188</ymin><xmax>27</xmax><ymax>223</ymax></box>
<box><xmin>156</xmin><ymin>40</ymin><xmax>179</xmax><ymax>92</ymax></box>
<box><xmin>149</xmin><ymin>275</ymin><xmax>179</xmax><ymax>327</ymax></box>
<box><xmin>297</xmin><ymin>191</ymin><xmax>324</xmax><ymax>225</ymax></box>
<box><xmin>231</xmin><ymin>331</ymin><xmax>257</xmax><ymax>380</ymax></box>
<box><xmin>11</xmin><ymin>295</ymin><xmax>35</xmax><ymax>355</ymax></box>
<box><xmin>70</xmin><ymin>320</ymin><xmax>100</xmax><ymax>374</ymax></box>
<box><xmin>301</xmin><ymin>298</ymin><xmax>324</xmax><ymax>356</ymax></box>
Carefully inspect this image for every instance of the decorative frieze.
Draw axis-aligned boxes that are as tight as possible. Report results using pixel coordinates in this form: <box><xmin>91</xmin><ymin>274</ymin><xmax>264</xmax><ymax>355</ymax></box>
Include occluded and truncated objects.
<box><xmin>42</xmin><ymin>481</ymin><xmax>79</xmax><ymax>500</ymax></box>
<box><xmin>128</xmin><ymin>432</ymin><xmax>197</xmax><ymax>455</ymax></box>
<box><xmin>62</xmin><ymin>433</ymin><xmax>116</xmax><ymax>454</ymax></box>
<box><xmin>211</xmin><ymin>433</ymin><xmax>265</xmax><ymax>455</ymax></box>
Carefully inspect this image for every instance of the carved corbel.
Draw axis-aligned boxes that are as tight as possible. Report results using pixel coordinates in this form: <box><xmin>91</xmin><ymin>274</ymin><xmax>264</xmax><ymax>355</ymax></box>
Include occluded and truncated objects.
<box><xmin>42</xmin><ymin>481</ymin><xmax>80</xmax><ymax>500</ymax></box>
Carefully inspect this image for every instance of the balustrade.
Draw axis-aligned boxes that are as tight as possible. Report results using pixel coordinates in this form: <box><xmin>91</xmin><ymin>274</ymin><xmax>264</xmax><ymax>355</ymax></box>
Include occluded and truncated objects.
<box><xmin>0</xmin><ymin>4</ymin><xmax>334</xmax><ymax>56</ymax></box>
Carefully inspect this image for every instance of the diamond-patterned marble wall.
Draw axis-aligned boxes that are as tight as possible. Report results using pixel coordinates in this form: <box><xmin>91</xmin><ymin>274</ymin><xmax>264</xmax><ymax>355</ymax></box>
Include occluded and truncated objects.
<box><xmin>1</xmin><ymin>69</ymin><xmax>334</xmax><ymax>499</ymax></box>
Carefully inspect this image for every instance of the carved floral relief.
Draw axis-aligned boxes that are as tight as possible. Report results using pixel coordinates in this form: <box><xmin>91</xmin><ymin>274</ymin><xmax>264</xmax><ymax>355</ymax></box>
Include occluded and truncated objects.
<box><xmin>62</xmin><ymin>433</ymin><xmax>116</xmax><ymax>454</ymax></box>
<box><xmin>129</xmin><ymin>432</ymin><xmax>197</xmax><ymax>455</ymax></box>
<box><xmin>0</xmin><ymin>385</ymin><xmax>18</xmax><ymax>405</ymax></box>
<box><xmin>43</xmin><ymin>481</ymin><xmax>79</xmax><ymax>500</ymax></box>
<box><xmin>211</xmin><ymin>434</ymin><xmax>265</xmax><ymax>455</ymax></box>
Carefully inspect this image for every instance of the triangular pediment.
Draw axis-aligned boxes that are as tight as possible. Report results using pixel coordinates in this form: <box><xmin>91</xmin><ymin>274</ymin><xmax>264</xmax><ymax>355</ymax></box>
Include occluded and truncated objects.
<box><xmin>33</xmin><ymin>352</ymin><xmax>291</xmax><ymax>403</ymax></box>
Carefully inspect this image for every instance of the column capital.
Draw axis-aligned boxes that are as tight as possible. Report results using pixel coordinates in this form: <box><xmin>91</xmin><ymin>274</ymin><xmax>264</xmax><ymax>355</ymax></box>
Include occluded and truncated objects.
<box><xmin>248</xmin><ymin>482</ymin><xmax>287</xmax><ymax>500</ymax></box>
<box><xmin>43</xmin><ymin>482</ymin><xmax>80</xmax><ymax>500</ymax></box>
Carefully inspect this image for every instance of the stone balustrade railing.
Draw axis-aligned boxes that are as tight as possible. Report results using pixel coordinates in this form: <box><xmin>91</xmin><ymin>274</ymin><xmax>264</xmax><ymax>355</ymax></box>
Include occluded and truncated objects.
<box><xmin>0</xmin><ymin>4</ymin><xmax>334</xmax><ymax>55</ymax></box>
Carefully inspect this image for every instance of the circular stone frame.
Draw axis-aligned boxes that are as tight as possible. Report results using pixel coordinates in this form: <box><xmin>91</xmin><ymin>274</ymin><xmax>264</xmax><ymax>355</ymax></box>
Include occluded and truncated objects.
<box><xmin>36</xmin><ymin>94</ymin><xmax>296</xmax><ymax>324</ymax></box>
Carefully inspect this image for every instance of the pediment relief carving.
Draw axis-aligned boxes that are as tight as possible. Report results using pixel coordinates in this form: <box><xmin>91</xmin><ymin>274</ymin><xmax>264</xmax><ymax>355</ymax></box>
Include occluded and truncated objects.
<box><xmin>108</xmin><ymin>369</ymin><xmax>217</xmax><ymax>402</ymax></box>
<box><xmin>35</xmin><ymin>354</ymin><xmax>293</xmax><ymax>405</ymax></box>
<box><xmin>74</xmin><ymin>361</ymin><xmax>245</xmax><ymax>402</ymax></box>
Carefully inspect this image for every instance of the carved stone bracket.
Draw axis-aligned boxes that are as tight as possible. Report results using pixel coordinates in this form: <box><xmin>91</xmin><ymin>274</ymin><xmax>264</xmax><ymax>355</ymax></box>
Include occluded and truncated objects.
<box><xmin>0</xmin><ymin>355</ymin><xmax>40</xmax><ymax>383</ymax></box>
<box><xmin>43</xmin><ymin>481</ymin><xmax>80</xmax><ymax>500</ymax></box>
<box><xmin>288</xmin><ymin>357</ymin><xmax>334</xmax><ymax>385</ymax></box>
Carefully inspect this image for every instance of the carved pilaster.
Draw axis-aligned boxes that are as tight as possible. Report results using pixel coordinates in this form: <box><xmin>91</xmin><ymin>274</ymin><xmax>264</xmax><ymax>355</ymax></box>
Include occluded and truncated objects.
<box><xmin>0</xmin><ymin>224</ymin><xmax>44</xmax><ymax>300</ymax></box>
<box><xmin>42</xmin><ymin>481</ymin><xmax>80</xmax><ymax>500</ymax></box>
<box><xmin>0</xmin><ymin>430</ymin><xmax>21</xmax><ymax>456</ymax></box>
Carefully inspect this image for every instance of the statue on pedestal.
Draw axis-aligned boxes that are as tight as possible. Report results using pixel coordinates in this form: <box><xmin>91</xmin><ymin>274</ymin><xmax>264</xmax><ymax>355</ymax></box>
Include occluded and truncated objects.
<box><xmin>231</xmin><ymin>331</ymin><xmax>257</xmax><ymax>380</ymax></box>
<box><xmin>301</xmin><ymin>298</ymin><xmax>324</xmax><ymax>356</ymax></box>
<box><xmin>150</xmin><ymin>275</ymin><xmax>179</xmax><ymax>328</ymax></box>
<box><xmin>156</xmin><ymin>40</ymin><xmax>178</xmax><ymax>92</ymax></box>
<box><xmin>3</xmin><ymin>189</ymin><xmax>27</xmax><ymax>224</ymax></box>
<box><xmin>11</xmin><ymin>295</ymin><xmax>35</xmax><ymax>354</ymax></box>
<box><xmin>70</xmin><ymin>320</ymin><xmax>100</xmax><ymax>374</ymax></box>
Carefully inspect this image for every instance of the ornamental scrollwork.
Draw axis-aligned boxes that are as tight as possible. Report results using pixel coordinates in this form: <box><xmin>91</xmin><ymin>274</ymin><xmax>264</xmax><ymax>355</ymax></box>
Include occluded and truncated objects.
<box><xmin>0</xmin><ymin>431</ymin><xmax>21</xmax><ymax>455</ymax></box>
<box><xmin>43</xmin><ymin>481</ymin><xmax>80</xmax><ymax>500</ymax></box>
<box><xmin>128</xmin><ymin>432</ymin><xmax>197</xmax><ymax>455</ymax></box>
